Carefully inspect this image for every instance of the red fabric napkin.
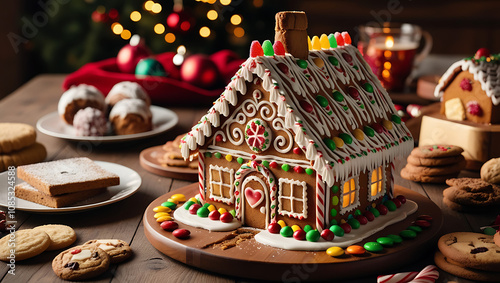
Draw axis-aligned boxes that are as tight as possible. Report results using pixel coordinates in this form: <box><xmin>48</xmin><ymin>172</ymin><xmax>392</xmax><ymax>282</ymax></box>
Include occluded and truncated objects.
<box><xmin>63</xmin><ymin>50</ymin><xmax>244</xmax><ymax>106</ymax></box>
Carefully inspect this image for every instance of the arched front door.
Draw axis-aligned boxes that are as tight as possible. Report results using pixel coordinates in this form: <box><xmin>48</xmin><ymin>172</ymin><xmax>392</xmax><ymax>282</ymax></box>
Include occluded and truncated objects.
<box><xmin>241</xmin><ymin>171</ymin><xmax>269</xmax><ymax>229</ymax></box>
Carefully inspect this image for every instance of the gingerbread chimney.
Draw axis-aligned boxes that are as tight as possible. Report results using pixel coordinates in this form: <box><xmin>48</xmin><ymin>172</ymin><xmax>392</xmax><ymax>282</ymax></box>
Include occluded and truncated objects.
<box><xmin>275</xmin><ymin>11</ymin><xmax>308</xmax><ymax>60</ymax></box>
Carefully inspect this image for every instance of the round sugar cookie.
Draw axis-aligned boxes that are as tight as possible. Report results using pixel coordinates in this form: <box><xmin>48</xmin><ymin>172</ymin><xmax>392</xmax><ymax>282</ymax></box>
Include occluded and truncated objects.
<box><xmin>407</xmin><ymin>154</ymin><xmax>465</xmax><ymax>167</ymax></box>
<box><xmin>52</xmin><ymin>244</ymin><xmax>110</xmax><ymax>281</ymax></box>
<box><xmin>434</xmin><ymin>251</ymin><xmax>500</xmax><ymax>282</ymax></box>
<box><xmin>84</xmin><ymin>239</ymin><xmax>132</xmax><ymax>263</ymax></box>
<box><xmin>0</xmin><ymin>229</ymin><xmax>50</xmax><ymax>261</ymax></box>
<box><xmin>0</xmin><ymin>142</ymin><xmax>47</xmax><ymax>172</ymax></box>
<box><xmin>410</xmin><ymin>145</ymin><xmax>464</xmax><ymax>158</ymax></box>
<box><xmin>0</xmin><ymin>123</ymin><xmax>36</xmax><ymax>154</ymax></box>
<box><xmin>33</xmin><ymin>224</ymin><xmax>77</xmax><ymax>251</ymax></box>
<box><xmin>400</xmin><ymin>167</ymin><xmax>456</xmax><ymax>183</ymax></box>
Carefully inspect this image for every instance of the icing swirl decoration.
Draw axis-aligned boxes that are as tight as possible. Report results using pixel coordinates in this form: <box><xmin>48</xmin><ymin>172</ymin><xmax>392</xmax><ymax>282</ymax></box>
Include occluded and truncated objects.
<box><xmin>245</xmin><ymin>118</ymin><xmax>271</xmax><ymax>153</ymax></box>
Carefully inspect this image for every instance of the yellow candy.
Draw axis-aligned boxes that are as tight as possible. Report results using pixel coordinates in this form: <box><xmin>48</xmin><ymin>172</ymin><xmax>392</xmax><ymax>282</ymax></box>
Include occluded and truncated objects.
<box><xmin>353</xmin><ymin>129</ymin><xmax>364</xmax><ymax>141</ymax></box>
<box><xmin>189</xmin><ymin>197</ymin><xmax>199</xmax><ymax>204</ymax></box>
<box><xmin>333</xmin><ymin>137</ymin><xmax>344</xmax><ymax>148</ymax></box>
<box><xmin>171</xmin><ymin>194</ymin><xmax>186</xmax><ymax>202</ymax></box>
<box><xmin>225</xmin><ymin>154</ymin><xmax>233</xmax><ymax>162</ymax></box>
<box><xmin>167</xmin><ymin>198</ymin><xmax>179</xmax><ymax>204</ymax></box>
<box><xmin>340</xmin><ymin>219</ymin><xmax>346</xmax><ymax>224</ymax></box>
<box><xmin>156</xmin><ymin>215</ymin><xmax>173</xmax><ymax>222</ymax></box>
<box><xmin>326</xmin><ymin>246</ymin><xmax>344</xmax><ymax>257</ymax></box>
<box><xmin>320</xmin><ymin>34</ymin><xmax>330</xmax><ymax>49</ymax></box>
<box><xmin>313</xmin><ymin>57</ymin><xmax>324</xmax><ymax>68</ymax></box>
<box><xmin>277</xmin><ymin>220</ymin><xmax>286</xmax><ymax>228</ymax></box>
<box><xmin>308</xmin><ymin>36</ymin><xmax>312</xmax><ymax>50</ymax></box>
<box><xmin>311</xmin><ymin>35</ymin><xmax>321</xmax><ymax>50</ymax></box>
<box><xmin>207</xmin><ymin>204</ymin><xmax>216</xmax><ymax>212</ymax></box>
<box><xmin>154</xmin><ymin>212</ymin><xmax>170</xmax><ymax>219</ymax></box>
<box><xmin>382</xmin><ymin>119</ymin><xmax>393</xmax><ymax>130</ymax></box>
<box><xmin>153</xmin><ymin>206</ymin><xmax>171</xmax><ymax>213</ymax></box>
<box><xmin>218</xmin><ymin>208</ymin><xmax>227</xmax><ymax>214</ymax></box>
<box><xmin>291</xmin><ymin>225</ymin><xmax>301</xmax><ymax>232</ymax></box>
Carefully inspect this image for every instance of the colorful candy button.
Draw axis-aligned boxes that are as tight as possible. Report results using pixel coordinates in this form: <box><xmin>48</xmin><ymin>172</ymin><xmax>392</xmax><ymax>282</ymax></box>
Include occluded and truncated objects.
<box><xmin>346</xmin><ymin>245</ymin><xmax>365</xmax><ymax>255</ymax></box>
<box><xmin>156</xmin><ymin>215</ymin><xmax>173</xmax><ymax>222</ymax></box>
<box><xmin>326</xmin><ymin>246</ymin><xmax>344</xmax><ymax>257</ymax></box>
<box><xmin>293</xmin><ymin>229</ymin><xmax>306</xmax><ymax>240</ymax></box>
<box><xmin>387</xmin><ymin>234</ymin><xmax>403</xmax><ymax>244</ymax></box>
<box><xmin>316</xmin><ymin>95</ymin><xmax>329</xmax><ymax>107</ymax></box>
<box><xmin>347</xmin><ymin>218</ymin><xmax>360</xmax><ymax>229</ymax></box>
<box><xmin>160</xmin><ymin>221</ymin><xmax>178</xmax><ymax>231</ymax></box>
<box><xmin>353</xmin><ymin>129</ymin><xmax>364</xmax><ymax>141</ymax></box>
<box><xmin>363</xmin><ymin>126</ymin><xmax>375</xmax><ymax>137</ymax></box>
<box><xmin>153</xmin><ymin>206</ymin><xmax>171</xmax><ymax>213</ymax></box>
<box><xmin>313</xmin><ymin>57</ymin><xmax>324</xmax><ymax>68</ymax></box>
<box><xmin>339</xmin><ymin>133</ymin><xmax>353</xmax><ymax>144</ymax></box>
<box><xmin>333</xmin><ymin>137</ymin><xmax>344</xmax><ymax>148</ymax></box>
<box><xmin>161</xmin><ymin>201</ymin><xmax>177</xmax><ymax>210</ymax></box>
<box><xmin>382</xmin><ymin>119</ymin><xmax>393</xmax><ymax>130</ymax></box>
<box><xmin>329</xmin><ymin>225</ymin><xmax>344</xmax><ymax>237</ymax></box>
<box><xmin>400</xmin><ymin>229</ymin><xmax>417</xmax><ymax>239</ymax></box>
<box><xmin>391</xmin><ymin>114</ymin><xmax>402</xmax><ymax>124</ymax></box>
<box><xmin>332</xmin><ymin>91</ymin><xmax>344</xmax><ymax>102</ymax></box>
<box><xmin>383</xmin><ymin>200</ymin><xmax>397</xmax><ymax>211</ymax></box>
<box><xmin>154</xmin><ymin>212</ymin><xmax>170</xmax><ymax>219</ymax></box>
<box><xmin>363</xmin><ymin>242</ymin><xmax>383</xmax><ymax>253</ymax></box>
<box><xmin>170</xmin><ymin>194</ymin><xmax>186</xmax><ymax>202</ymax></box>
<box><xmin>280</xmin><ymin>226</ymin><xmax>293</xmax><ymax>237</ymax></box>
<box><xmin>277</xmin><ymin>220</ymin><xmax>287</xmax><ymax>228</ymax></box>
<box><xmin>303</xmin><ymin>225</ymin><xmax>313</xmax><ymax>233</ymax></box>
<box><xmin>172</xmin><ymin>228</ymin><xmax>190</xmax><ymax>239</ymax></box>
<box><xmin>291</xmin><ymin>225</ymin><xmax>302</xmax><ymax>232</ymax></box>
<box><xmin>306</xmin><ymin>230</ymin><xmax>320</xmax><ymax>242</ymax></box>
<box><xmin>197</xmin><ymin>207</ymin><xmax>210</xmax><ymax>217</ymax></box>
<box><xmin>184</xmin><ymin>200</ymin><xmax>195</xmax><ymax>210</ymax></box>
<box><xmin>407</xmin><ymin>225</ymin><xmax>422</xmax><ymax>233</ymax></box>
<box><xmin>376</xmin><ymin>237</ymin><xmax>394</xmax><ymax>247</ymax></box>
<box><xmin>323</xmin><ymin>138</ymin><xmax>336</xmax><ymax>151</ymax></box>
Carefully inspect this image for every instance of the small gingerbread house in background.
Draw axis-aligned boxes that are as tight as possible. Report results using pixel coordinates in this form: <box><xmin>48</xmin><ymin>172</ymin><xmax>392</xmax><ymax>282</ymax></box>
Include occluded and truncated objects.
<box><xmin>181</xmin><ymin>11</ymin><xmax>413</xmax><ymax>232</ymax></box>
<box><xmin>435</xmin><ymin>48</ymin><xmax>500</xmax><ymax>124</ymax></box>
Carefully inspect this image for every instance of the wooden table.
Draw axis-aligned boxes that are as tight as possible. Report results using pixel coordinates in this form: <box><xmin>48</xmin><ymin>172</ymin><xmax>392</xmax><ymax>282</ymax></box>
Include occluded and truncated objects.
<box><xmin>0</xmin><ymin>74</ymin><xmax>497</xmax><ymax>283</ymax></box>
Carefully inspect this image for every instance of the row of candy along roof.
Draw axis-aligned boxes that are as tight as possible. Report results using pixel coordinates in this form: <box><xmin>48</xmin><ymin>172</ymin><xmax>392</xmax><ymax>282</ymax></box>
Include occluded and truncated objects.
<box><xmin>181</xmin><ymin>32</ymin><xmax>413</xmax><ymax>187</ymax></box>
<box><xmin>435</xmin><ymin>51</ymin><xmax>500</xmax><ymax>105</ymax></box>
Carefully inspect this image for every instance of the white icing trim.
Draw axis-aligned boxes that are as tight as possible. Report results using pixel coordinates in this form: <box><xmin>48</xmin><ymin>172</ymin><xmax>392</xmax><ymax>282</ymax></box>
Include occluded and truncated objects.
<box><xmin>278</xmin><ymin>178</ymin><xmax>308</xmax><ymax>219</ymax></box>
<box><xmin>208</xmin><ymin>165</ymin><xmax>234</xmax><ymax>204</ymax></box>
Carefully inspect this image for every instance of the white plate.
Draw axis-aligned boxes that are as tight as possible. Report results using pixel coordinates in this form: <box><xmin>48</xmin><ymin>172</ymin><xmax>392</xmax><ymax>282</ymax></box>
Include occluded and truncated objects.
<box><xmin>36</xmin><ymin>106</ymin><xmax>178</xmax><ymax>143</ymax></box>
<box><xmin>0</xmin><ymin>161</ymin><xmax>141</xmax><ymax>213</ymax></box>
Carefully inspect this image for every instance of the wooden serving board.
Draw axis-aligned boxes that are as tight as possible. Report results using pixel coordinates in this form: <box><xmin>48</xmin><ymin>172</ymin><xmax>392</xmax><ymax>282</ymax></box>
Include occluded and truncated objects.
<box><xmin>144</xmin><ymin>184</ymin><xmax>443</xmax><ymax>281</ymax></box>
<box><xmin>139</xmin><ymin>145</ymin><xmax>197</xmax><ymax>181</ymax></box>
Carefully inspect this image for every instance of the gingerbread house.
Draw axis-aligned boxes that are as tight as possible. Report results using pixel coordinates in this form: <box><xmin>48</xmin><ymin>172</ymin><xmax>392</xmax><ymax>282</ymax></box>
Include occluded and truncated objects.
<box><xmin>180</xmin><ymin>12</ymin><xmax>413</xmax><ymax>232</ymax></box>
<box><xmin>435</xmin><ymin>48</ymin><xmax>500</xmax><ymax>124</ymax></box>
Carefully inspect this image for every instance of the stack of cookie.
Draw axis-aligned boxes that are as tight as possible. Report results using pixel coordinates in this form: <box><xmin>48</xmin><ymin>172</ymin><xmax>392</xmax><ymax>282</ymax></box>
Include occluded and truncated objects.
<box><xmin>159</xmin><ymin>134</ymin><xmax>197</xmax><ymax>169</ymax></box>
<box><xmin>401</xmin><ymin>145</ymin><xmax>466</xmax><ymax>183</ymax></box>
<box><xmin>442</xmin><ymin>178</ymin><xmax>500</xmax><ymax>212</ymax></box>
<box><xmin>435</xmin><ymin>232</ymin><xmax>500</xmax><ymax>282</ymax></box>
<box><xmin>15</xmin><ymin>157</ymin><xmax>120</xmax><ymax>208</ymax></box>
<box><xmin>0</xmin><ymin>123</ymin><xmax>47</xmax><ymax>171</ymax></box>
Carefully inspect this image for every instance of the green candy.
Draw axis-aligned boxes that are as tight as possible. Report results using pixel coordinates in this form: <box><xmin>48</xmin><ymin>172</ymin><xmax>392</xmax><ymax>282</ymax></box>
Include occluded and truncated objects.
<box><xmin>391</xmin><ymin>114</ymin><xmax>402</xmax><ymax>124</ymax></box>
<box><xmin>387</xmin><ymin>234</ymin><xmax>403</xmax><ymax>244</ymax></box>
<box><xmin>376</xmin><ymin>237</ymin><xmax>394</xmax><ymax>247</ymax></box>
<box><xmin>329</xmin><ymin>219</ymin><xmax>338</xmax><ymax>226</ymax></box>
<box><xmin>363</xmin><ymin>83</ymin><xmax>374</xmax><ymax>93</ymax></box>
<box><xmin>305</xmin><ymin>168</ymin><xmax>314</xmax><ymax>175</ymax></box>
<box><xmin>369</xmin><ymin>207</ymin><xmax>380</xmax><ymax>217</ymax></box>
<box><xmin>280</xmin><ymin>226</ymin><xmax>293</xmax><ymax>237</ymax></box>
<box><xmin>161</xmin><ymin>201</ymin><xmax>177</xmax><ymax>210</ymax></box>
<box><xmin>407</xmin><ymin>225</ymin><xmax>422</xmax><ymax>233</ymax></box>
<box><xmin>348</xmin><ymin>218</ymin><xmax>360</xmax><ymax>229</ymax></box>
<box><xmin>297</xmin><ymin>59</ymin><xmax>308</xmax><ymax>69</ymax></box>
<box><xmin>332</xmin><ymin>91</ymin><xmax>344</xmax><ymax>102</ymax></box>
<box><xmin>306</xmin><ymin>230</ymin><xmax>320</xmax><ymax>242</ymax></box>
<box><xmin>400</xmin><ymin>229</ymin><xmax>417</xmax><ymax>239</ymax></box>
<box><xmin>229</xmin><ymin>209</ymin><xmax>236</xmax><ymax>217</ymax></box>
<box><xmin>323</xmin><ymin>138</ymin><xmax>336</xmax><ymax>151</ymax></box>
<box><xmin>214</xmin><ymin>152</ymin><xmax>222</xmax><ymax>158</ymax></box>
<box><xmin>184</xmin><ymin>200</ymin><xmax>195</xmax><ymax>210</ymax></box>
<box><xmin>329</xmin><ymin>225</ymin><xmax>344</xmax><ymax>237</ymax></box>
<box><xmin>203</xmin><ymin>202</ymin><xmax>210</xmax><ymax>208</ymax></box>
<box><xmin>331</xmin><ymin>185</ymin><xmax>339</xmax><ymax>193</ymax></box>
<box><xmin>197</xmin><ymin>207</ymin><xmax>210</xmax><ymax>217</ymax></box>
<box><xmin>364</xmin><ymin>242</ymin><xmax>383</xmax><ymax>253</ymax></box>
<box><xmin>303</xmin><ymin>225</ymin><xmax>313</xmax><ymax>233</ymax></box>
<box><xmin>354</xmin><ymin>209</ymin><xmax>362</xmax><ymax>216</ymax></box>
<box><xmin>331</xmin><ymin>196</ymin><xmax>339</xmax><ymax>206</ymax></box>
<box><xmin>339</xmin><ymin>133</ymin><xmax>353</xmax><ymax>144</ymax></box>
<box><xmin>363</xmin><ymin>126</ymin><xmax>375</xmax><ymax>137</ymax></box>
<box><xmin>330</xmin><ymin>208</ymin><xmax>337</xmax><ymax>217</ymax></box>
<box><xmin>262</xmin><ymin>160</ymin><xmax>269</xmax><ymax>167</ymax></box>
<box><xmin>281</xmin><ymin>164</ymin><xmax>290</xmax><ymax>171</ymax></box>
<box><xmin>316</xmin><ymin>95</ymin><xmax>329</xmax><ymax>107</ymax></box>
<box><xmin>383</xmin><ymin>200</ymin><xmax>397</xmax><ymax>211</ymax></box>
<box><xmin>328</xmin><ymin>34</ymin><xmax>338</xmax><ymax>48</ymax></box>
<box><xmin>262</xmin><ymin>40</ymin><xmax>274</xmax><ymax>56</ymax></box>
<box><xmin>237</xmin><ymin>157</ymin><xmax>244</xmax><ymax>164</ymax></box>
<box><xmin>204</xmin><ymin>152</ymin><xmax>212</xmax><ymax>157</ymax></box>
<box><xmin>484</xmin><ymin>227</ymin><xmax>497</xmax><ymax>235</ymax></box>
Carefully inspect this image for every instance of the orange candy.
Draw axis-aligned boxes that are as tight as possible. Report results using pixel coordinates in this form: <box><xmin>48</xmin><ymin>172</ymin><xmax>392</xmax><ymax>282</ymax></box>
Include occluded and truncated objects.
<box><xmin>346</xmin><ymin>245</ymin><xmax>365</xmax><ymax>255</ymax></box>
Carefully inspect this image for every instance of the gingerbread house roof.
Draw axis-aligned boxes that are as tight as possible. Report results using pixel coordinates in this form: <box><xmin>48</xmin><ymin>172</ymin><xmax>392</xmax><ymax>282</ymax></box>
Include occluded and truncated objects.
<box><xmin>181</xmin><ymin>37</ymin><xmax>413</xmax><ymax>187</ymax></box>
<box><xmin>435</xmin><ymin>54</ymin><xmax>500</xmax><ymax>105</ymax></box>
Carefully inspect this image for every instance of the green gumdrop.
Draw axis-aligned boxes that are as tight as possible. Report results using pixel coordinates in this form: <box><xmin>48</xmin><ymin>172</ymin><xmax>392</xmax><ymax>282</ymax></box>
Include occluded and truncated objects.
<box><xmin>229</xmin><ymin>209</ymin><xmax>236</xmax><ymax>217</ymax></box>
<box><xmin>328</xmin><ymin>33</ymin><xmax>338</xmax><ymax>48</ymax></box>
<box><xmin>297</xmin><ymin>59</ymin><xmax>308</xmax><ymax>69</ymax></box>
<box><xmin>305</xmin><ymin>168</ymin><xmax>314</xmax><ymax>175</ymax></box>
<box><xmin>331</xmin><ymin>185</ymin><xmax>339</xmax><ymax>193</ymax></box>
<box><xmin>316</xmin><ymin>95</ymin><xmax>329</xmax><ymax>107</ymax></box>
<box><xmin>262</xmin><ymin>40</ymin><xmax>274</xmax><ymax>56</ymax></box>
<box><xmin>323</xmin><ymin>138</ymin><xmax>336</xmax><ymax>151</ymax></box>
<box><xmin>363</xmin><ymin>126</ymin><xmax>375</xmax><ymax>137</ymax></box>
<box><xmin>303</xmin><ymin>225</ymin><xmax>313</xmax><ymax>233</ymax></box>
<box><xmin>329</xmin><ymin>225</ymin><xmax>344</xmax><ymax>237</ymax></box>
<box><xmin>332</xmin><ymin>91</ymin><xmax>344</xmax><ymax>102</ymax></box>
<box><xmin>354</xmin><ymin>209</ymin><xmax>362</xmax><ymax>216</ymax></box>
<box><xmin>262</xmin><ymin>160</ymin><xmax>269</xmax><ymax>167</ymax></box>
<box><xmin>339</xmin><ymin>133</ymin><xmax>353</xmax><ymax>144</ymax></box>
<box><xmin>237</xmin><ymin>157</ymin><xmax>244</xmax><ymax>164</ymax></box>
<box><xmin>306</xmin><ymin>230</ymin><xmax>320</xmax><ymax>242</ymax></box>
<box><xmin>214</xmin><ymin>152</ymin><xmax>222</xmax><ymax>158</ymax></box>
<box><xmin>330</xmin><ymin>208</ymin><xmax>337</xmax><ymax>217</ymax></box>
<box><xmin>391</xmin><ymin>114</ymin><xmax>402</xmax><ymax>124</ymax></box>
<box><xmin>384</xmin><ymin>200</ymin><xmax>397</xmax><ymax>211</ymax></box>
<box><xmin>204</xmin><ymin>152</ymin><xmax>212</xmax><ymax>157</ymax></box>
<box><xmin>184</xmin><ymin>200</ymin><xmax>194</xmax><ymax>210</ymax></box>
<box><xmin>348</xmin><ymin>218</ymin><xmax>360</xmax><ymax>229</ymax></box>
<box><xmin>331</xmin><ymin>196</ymin><xmax>339</xmax><ymax>206</ymax></box>
<box><xmin>370</xmin><ymin>207</ymin><xmax>380</xmax><ymax>217</ymax></box>
<box><xmin>197</xmin><ymin>207</ymin><xmax>209</xmax><ymax>217</ymax></box>
<box><xmin>281</xmin><ymin>164</ymin><xmax>290</xmax><ymax>171</ymax></box>
<box><xmin>363</xmin><ymin>83</ymin><xmax>374</xmax><ymax>93</ymax></box>
<box><xmin>280</xmin><ymin>226</ymin><xmax>293</xmax><ymax>237</ymax></box>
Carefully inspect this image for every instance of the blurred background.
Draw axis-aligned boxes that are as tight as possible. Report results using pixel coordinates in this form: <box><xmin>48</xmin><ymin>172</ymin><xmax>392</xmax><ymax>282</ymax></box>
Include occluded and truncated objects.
<box><xmin>2</xmin><ymin>0</ymin><xmax>499</xmax><ymax>99</ymax></box>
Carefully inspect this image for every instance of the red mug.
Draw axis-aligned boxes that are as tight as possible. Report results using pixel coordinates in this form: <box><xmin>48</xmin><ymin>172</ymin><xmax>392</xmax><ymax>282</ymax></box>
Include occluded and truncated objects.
<box><xmin>358</xmin><ymin>23</ymin><xmax>432</xmax><ymax>92</ymax></box>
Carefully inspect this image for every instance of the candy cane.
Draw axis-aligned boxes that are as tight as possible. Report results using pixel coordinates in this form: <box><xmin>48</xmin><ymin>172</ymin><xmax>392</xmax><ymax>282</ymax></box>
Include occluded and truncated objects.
<box><xmin>198</xmin><ymin>153</ymin><xmax>205</xmax><ymax>202</ymax></box>
<box><xmin>316</xmin><ymin>174</ymin><xmax>325</xmax><ymax>232</ymax></box>
<box><xmin>389</xmin><ymin>162</ymin><xmax>395</xmax><ymax>198</ymax></box>
<box><xmin>377</xmin><ymin>265</ymin><xmax>438</xmax><ymax>283</ymax></box>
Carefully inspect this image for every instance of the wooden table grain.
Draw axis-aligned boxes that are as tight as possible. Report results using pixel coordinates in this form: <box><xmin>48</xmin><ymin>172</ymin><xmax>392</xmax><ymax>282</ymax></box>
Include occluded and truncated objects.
<box><xmin>0</xmin><ymin>75</ymin><xmax>497</xmax><ymax>283</ymax></box>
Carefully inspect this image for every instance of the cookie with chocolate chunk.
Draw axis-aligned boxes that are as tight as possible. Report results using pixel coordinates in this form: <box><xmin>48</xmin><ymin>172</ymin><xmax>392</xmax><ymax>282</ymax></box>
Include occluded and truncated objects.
<box><xmin>434</xmin><ymin>251</ymin><xmax>500</xmax><ymax>282</ymax></box>
<box><xmin>52</xmin><ymin>244</ymin><xmax>110</xmax><ymax>280</ymax></box>
<box><xmin>84</xmin><ymin>239</ymin><xmax>132</xmax><ymax>263</ymax></box>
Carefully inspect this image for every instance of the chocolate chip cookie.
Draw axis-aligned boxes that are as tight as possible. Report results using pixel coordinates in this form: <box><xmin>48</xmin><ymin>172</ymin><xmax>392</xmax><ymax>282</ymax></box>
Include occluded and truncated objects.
<box><xmin>84</xmin><ymin>239</ymin><xmax>132</xmax><ymax>263</ymax></box>
<box><xmin>52</xmin><ymin>244</ymin><xmax>110</xmax><ymax>280</ymax></box>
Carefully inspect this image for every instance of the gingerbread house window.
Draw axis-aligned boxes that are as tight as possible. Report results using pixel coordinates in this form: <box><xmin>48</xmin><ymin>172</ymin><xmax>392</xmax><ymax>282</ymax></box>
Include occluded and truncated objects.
<box><xmin>368</xmin><ymin>166</ymin><xmax>386</xmax><ymax>201</ymax></box>
<box><xmin>208</xmin><ymin>165</ymin><xmax>234</xmax><ymax>204</ymax></box>
<box><xmin>340</xmin><ymin>177</ymin><xmax>360</xmax><ymax>214</ymax></box>
<box><xmin>278</xmin><ymin>178</ymin><xmax>308</xmax><ymax>219</ymax></box>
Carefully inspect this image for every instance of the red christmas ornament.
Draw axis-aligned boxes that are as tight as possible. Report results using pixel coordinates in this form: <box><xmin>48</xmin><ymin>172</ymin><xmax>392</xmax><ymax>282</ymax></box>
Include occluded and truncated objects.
<box><xmin>180</xmin><ymin>55</ymin><xmax>220</xmax><ymax>89</ymax></box>
<box><xmin>166</xmin><ymin>10</ymin><xmax>194</xmax><ymax>33</ymax></box>
<box><xmin>116</xmin><ymin>35</ymin><xmax>151</xmax><ymax>74</ymax></box>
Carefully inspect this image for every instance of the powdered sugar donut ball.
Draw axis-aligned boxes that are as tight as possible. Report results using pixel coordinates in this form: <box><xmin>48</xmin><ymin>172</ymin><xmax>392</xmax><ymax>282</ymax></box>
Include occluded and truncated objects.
<box><xmin>58</xmin><ymin>84</ymin><xmax>106</xmax><ymax>125</ymax></box>
<box><xmin>73</xmin><ymin>107</ymin><xmax>108</xmax><ymax>136</ymax></box>
<box><xmin>105</xmin><ymin>81</ymin><xmax>150</xmax><ymax>107</ymax></box>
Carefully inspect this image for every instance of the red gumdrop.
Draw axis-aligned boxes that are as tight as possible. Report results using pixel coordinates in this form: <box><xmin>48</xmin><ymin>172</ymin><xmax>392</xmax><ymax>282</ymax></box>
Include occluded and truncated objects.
<box><xmin>160</xmin><ymin>220</ymin><xmax>179</xmax><ymax>231</ymax></box>
<box><xmin>293</xmin><ymin>229</ymin><xmax>306</xmax><ymax>240</ymax></box>
<box><xmin>188</xmin><ymin>203</ymin><xmax>202</xmax><ymax>215</ymax></box>
<box><xmin>392</xmin><ymin>198</ymin><xmax>402</xmax><ymax>208</ymax></box>
<box><xmin>348</xmin><ymin>87</ymin><xmax>360</xmax><ymax>100</ymax></box>
<box><xmin>208</xmin><ymin>210</ymin><xmax>221</xmax><ymax>220</ymax></box>
<box><xmin>269</xmin><ymin>161</ymin><xmax>278</xmax><ymax>168</ymax></box>
<box><xmin>377</xmin><ymin>204</ymin><xmax>388</xmax><ymax>215</ymax></box>
<box><xmin>172</xmin><ymin>228</ymin><xmax>190</xmax><ymax>239</ymax></box>
<box><xmin>363</xmin><ymin>211</ymin><xmax>375</xmax><ymax>222</ymax></box>
<box><xmin>320</xmin><ymin>229</ymin><xmax>335</xmax><ymax>241</ymax></box>
<box><xmin>466</xmin><ymin>101</ymin><xmax>482</xmax><ymax>116</ymax></box>
<box><xmin>294</xmin><ymin>166</ymin><xmax>304</xmax><ymax>173</ymax></box>
<box><xmin>293</xmin><ymin>147</ymin><xmax>302</xmax><ymax>155</ymax></box>
<box><xmin>475</xmin><ymin>47</ymin><xmax>490</xmax><ymax>59</ymax></box>
<box><xmin>414</xmin><ymin>220</ymin><xmax>431</xmax><ymax>228</ymax></box>
<box><xmin>334</xmin><ymin>32</ymin><xmax>344</xmax><ymax>46</ymax></box>
<box><xmin>342</xmin><ymin>32</ymin><xmax>352</xmax><ymax>45</ymax></box>
<box><xmin>354</xmin><ymin>215</ymin><xmax>368</xmax><ymax>225</ymax></box>
<box><xmin>273</xmin><ymin>41</ymin><xmax>286</xmax><ymax>56</ymax></box>
<box><xmin>268</xmin><ymin>222</ymin><xmax>281</xmax><ymax>234</ymax></box>
<box><xmin>372</xmin><ymin>123</ymin><xmax>384</xmax><ymax>134</ymax></box>
<box><xmin>340</xmin><ymin>223</ymin><xmax>352</xmax><ymax>234</ymax></box>
<box><xmin>220</xmin><ymin>212</ymin><xmax>233</xmax><ymax>223</ymax></box>
<box><xmin>250</xmin><ymin>40</ymin><xmax>264</xmax><ymax>57</ymax></box>
<box><xmin>396</xmin><ymin>195</ymin><xmax>406</xmax><ymax>204</ymax></box>
<box><xmin>460</xmin><ymin>78</ymin><xmax>472</xmax><ymax>91</ymax></box>
<box><xmin>216</xmin><ymin>134</ymin><xmax>223</xmax><ymax>142</ymax></box>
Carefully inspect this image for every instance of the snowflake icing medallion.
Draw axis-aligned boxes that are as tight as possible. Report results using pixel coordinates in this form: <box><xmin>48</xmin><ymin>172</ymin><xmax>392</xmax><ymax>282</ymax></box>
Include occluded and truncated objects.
<box><xmin>245</xmin><ymin>118</ymin><xmax>271</xmax><ymax>153</ymax></box>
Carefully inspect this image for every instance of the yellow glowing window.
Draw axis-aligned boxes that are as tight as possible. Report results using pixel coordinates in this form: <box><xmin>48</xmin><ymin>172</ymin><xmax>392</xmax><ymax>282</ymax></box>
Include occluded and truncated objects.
<box><xmin>371</xmin><ymin>167</ymin><xmax>384</xmax><ymax>196</ymax></box>
<box><xmin>342</xmin><ymin>178</ymin><xmax>357</xmax><ymax>208</ymax></box>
